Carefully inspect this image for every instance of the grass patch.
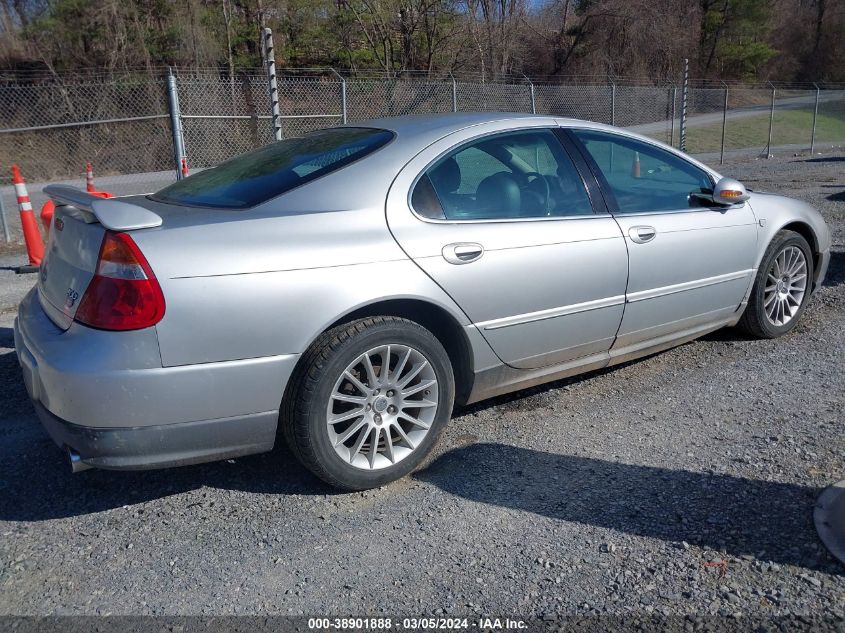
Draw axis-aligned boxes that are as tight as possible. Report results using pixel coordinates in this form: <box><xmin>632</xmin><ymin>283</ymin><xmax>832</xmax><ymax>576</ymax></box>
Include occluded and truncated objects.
<box><xmin>683</xmin><ymin>109</ymin><xmax>845</xmax><ymax>154</ymax></box>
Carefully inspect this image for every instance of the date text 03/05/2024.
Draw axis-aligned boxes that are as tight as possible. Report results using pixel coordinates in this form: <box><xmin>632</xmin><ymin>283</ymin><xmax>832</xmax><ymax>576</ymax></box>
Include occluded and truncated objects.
<box><xmin>307</xmin><ymin>617</ymin><xmax>528</xmax><ymax>630</ymax></box>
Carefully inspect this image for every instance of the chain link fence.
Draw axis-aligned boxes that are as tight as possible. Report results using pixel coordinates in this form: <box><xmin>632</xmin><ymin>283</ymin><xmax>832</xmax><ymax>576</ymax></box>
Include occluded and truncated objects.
<box><xmin>0</xmin><ymin>71</ymin><xmax>176</xmax><ymax>243</ymax></box>
<box><xmin>2</xmin><ymin>68</ymin><xmax>845</xmax><ymax>243</ymax></box>
<box><xmin>613</xmin><ymin>84</ymin><xmax>677</xmax><ymax>145</ymax></box>
<box><xmin>177</xmin><ymin>69</ymin><xmax>275</xmax><ymax>169</ymax></box>
<box><xmin>680</xmin><ymin>84</ymin><xmax>845</xmax><ymax>160</ymax></box>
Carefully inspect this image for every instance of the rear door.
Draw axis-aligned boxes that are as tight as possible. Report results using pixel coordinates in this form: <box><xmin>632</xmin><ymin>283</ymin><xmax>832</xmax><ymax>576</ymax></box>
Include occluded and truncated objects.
<box><xmin>568</xmin><ymin>128</ymin><xmax>758</xmax><ymax>351</ymax></box>
<box><xmin>386</xmin><ymin>121</ymin><xmax>629</xmax><ymax>370</ymax></box>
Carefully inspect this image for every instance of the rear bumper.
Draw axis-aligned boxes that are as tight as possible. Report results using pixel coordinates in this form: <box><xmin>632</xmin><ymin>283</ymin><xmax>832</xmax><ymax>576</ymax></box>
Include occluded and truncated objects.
<box><xmin>33</xmin><ymin>400</ymin><xmax>277</xmax><ymax>470</ymax></box>
<box><xmin>15</xmin><ymin>287</ymin><xmax>299</xmax><ymax>470</ymax></box>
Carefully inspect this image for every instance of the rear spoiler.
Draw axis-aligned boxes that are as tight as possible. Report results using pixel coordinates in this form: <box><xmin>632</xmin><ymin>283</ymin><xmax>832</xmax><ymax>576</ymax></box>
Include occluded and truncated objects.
<box><xmin>43</xmin><ymin>185</ymin><xmax>162</xmax><ymax>231</ymax></box>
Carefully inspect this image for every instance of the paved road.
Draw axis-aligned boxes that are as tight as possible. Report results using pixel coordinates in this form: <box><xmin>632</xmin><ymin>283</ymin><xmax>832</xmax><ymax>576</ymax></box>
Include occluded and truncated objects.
<box><xmin>629</xmin><ymin>92</ymin><xmax>843</xmax><ymax>137</ymax></box>
<box><xmin>0</xmin><ymin>153</ymin><xmax>843</xmax><ymax>618</ymax></box>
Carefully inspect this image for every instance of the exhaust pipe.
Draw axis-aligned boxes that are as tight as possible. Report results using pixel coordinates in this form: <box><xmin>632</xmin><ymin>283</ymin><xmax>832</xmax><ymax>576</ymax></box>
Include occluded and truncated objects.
<box><xmin>66</xmin><ymin>447</ymin><xmax>92</xmax><ymax>473</ymax></box>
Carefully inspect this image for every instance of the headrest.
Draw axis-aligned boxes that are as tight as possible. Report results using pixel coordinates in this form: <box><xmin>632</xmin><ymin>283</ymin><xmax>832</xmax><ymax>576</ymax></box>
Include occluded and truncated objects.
<box><xmin>476</xmin><ymin>172</ymin><xmax>520</xmax><ymax>217</ymax></box>
<box><xmin>430</xmin><ymin>157</ymin><xmax>461</xmax><ymax>194</ymax></box>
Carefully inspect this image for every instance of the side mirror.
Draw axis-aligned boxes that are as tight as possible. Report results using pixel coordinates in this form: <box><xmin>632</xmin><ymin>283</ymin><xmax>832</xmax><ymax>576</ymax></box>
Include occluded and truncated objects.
<box><xmin>713</xmin><ymin>177</ymin><xmax>749</xmax><ymax>205</ymax></box>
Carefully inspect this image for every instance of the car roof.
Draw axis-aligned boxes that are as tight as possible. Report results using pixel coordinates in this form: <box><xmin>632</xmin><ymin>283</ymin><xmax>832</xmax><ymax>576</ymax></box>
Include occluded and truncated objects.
<box><xmin>340</xmin><ymin>113</ymin><xmax>622</xmax><ymax>170</ymax></box>
<box><xmin>351</xmin><ymin>112</ymin><xmax>598</xmax><ymax>142</ymax></box>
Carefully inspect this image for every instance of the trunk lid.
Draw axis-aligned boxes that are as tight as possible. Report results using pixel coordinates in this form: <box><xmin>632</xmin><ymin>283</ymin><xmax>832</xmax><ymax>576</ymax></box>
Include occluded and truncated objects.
<box><xmin>37</xmin><ymin>186</ymin><xmax>162</xmax><ymax>330</ymax></box>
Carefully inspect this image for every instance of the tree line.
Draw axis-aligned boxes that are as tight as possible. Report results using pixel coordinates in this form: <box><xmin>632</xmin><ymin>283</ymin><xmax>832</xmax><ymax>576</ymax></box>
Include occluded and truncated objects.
<box><xmin>0</xmin><ymin>0</ymin><xmax>843</xmax><ymax>83</ymax></box>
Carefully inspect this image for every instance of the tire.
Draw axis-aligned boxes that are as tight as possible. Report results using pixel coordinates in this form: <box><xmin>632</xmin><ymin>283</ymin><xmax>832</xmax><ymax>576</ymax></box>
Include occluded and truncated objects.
<box><xmin>282</xmin><ymin>316</ymin><xmax>455</xmax><ymax>490</ymax></box>
<box><xmin>738</xmin><ymin>230</ymin><xmax>814</xmax><ymax>339</ymax></box>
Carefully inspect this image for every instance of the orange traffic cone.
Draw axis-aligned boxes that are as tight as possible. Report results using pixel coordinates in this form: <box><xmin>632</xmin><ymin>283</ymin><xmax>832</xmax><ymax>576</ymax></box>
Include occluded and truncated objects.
<box><xmin>40</xmin><ymin>200</ymin><xmax>55</xmax><ymax>238</ymax></box>
<box><xmin>632</xmin><ymin>151</ymin><xmax>641</xmax><ymax>178</ymax></box>
<box><xmin>11</xmin><ymin>164</ymin><xmax>44</xmax><ymax>272</ymax></box>
<box><xmin>85</xmin><ymin>162</ymin><xmax>95</xmax><ymax>192</ymax></box>
<box><xmin>39</xmin><ymin>164</ymin><xmax>113</xmax><ymax>241</ymax></box>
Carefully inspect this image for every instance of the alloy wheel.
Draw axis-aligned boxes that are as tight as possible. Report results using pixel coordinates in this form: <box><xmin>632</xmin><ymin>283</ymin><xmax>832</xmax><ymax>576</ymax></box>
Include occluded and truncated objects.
<box><xmin>763</xmin><ymin>245</ymin><xmax>807</xmax><ymax>327</ymax></box>
<box><xmin>326</xmin><ymin>344</ymin><xmax>439</xmax><ymax>470</ymax></box>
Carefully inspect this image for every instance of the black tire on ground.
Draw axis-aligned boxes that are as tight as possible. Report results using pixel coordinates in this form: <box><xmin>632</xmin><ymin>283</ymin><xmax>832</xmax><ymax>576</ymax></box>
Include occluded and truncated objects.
<box><xmin>738</xmin><ymin>229</ymin><xmax>814</xmax><ymax>339</ymax></box>
<box><xmin>281</xmin><ymin>316</ymin><xmax>455</xmax><ymax>491</ymax></box>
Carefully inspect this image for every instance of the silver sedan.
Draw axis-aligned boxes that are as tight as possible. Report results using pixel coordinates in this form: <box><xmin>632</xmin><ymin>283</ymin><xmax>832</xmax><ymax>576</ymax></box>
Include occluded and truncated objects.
<box><xmin>14</xmin><ymin>113</ymin><xmax>831</xmax><ymax>490</ymax></box>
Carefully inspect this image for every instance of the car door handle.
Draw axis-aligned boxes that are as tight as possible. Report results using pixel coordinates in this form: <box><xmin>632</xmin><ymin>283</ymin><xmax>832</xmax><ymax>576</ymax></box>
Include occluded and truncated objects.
<box><xmin>442</xmin><ymin>242</ymin><xmax>484</xmax><ymax>265</ymax></box>
<box><xmin>629</xmin><ymin>226</ymin><xmax>657</xmax><ymax>244</ymax></box>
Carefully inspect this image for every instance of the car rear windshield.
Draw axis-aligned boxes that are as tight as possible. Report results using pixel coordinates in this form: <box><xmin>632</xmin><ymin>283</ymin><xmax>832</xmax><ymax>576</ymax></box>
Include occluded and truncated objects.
<box><xmin>151</xmin><ymin>127</ymin><xmax>394</xmax><ymax>209</ymax></box>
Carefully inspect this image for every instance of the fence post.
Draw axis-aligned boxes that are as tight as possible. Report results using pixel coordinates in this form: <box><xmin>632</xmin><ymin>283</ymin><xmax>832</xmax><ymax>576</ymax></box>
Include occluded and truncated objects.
<box><xmin>450</xmin><ymin>73</ymin><xmax>458</xmax><ymax>113</ymax></box>
<box><xmin>329</xmin><ymin>68</ymin><xmax>347</xmax><ymax>124</ymax></box>
<box><xmin>0</xmin><ymin>191</ymin><xmax>10</xmax><ymax>243</ymax></box>
<box><xmin>166</xmin><ymin>67</ymin><xmax>186</xmax><ymax>181</ymax></box>
<box><xmin>810</xmin><ymin>82</ymin><xmax>820</xmax><ymax>155</ymax></box>
<box><xmin>263</xmin><ymin>28</ymin><xmax>282</xmax><ymax>140</ymax></box>
<box><xmin>765</xmin><ymin>81</ymin><xmax>776</xmax><ymax>158</ymax></box>
<box><xmin>522</xmin><ymin>74</ymin><xmax>536</xmax><ymax>114</ymax></box>
<box><xmin>669</xmin><ymin>85</ymin><xmax>678</xmax><ymax>147</ymax></box>
<box><xmin>610</xmin><ymin>78</ymin><xmax>616</xmax><ymax>126</ymax></box>
<box><xmin>720</xmin><ymin>81</ymin><xmax>728</xmax><ymax>165</ymax></box>
<box><xmin>680</xmin><ymin>58</ymin><xmax>688</xmax><ymax>152</ymax></box>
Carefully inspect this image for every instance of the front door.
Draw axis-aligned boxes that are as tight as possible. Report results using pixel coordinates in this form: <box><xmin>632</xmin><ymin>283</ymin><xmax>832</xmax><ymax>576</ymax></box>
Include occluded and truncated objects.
<box><xmin>569</xmin><ymin>128</ymin><xmax>758</xmax><ymax>351</ymax></box>
<box><xmin>386</xmin><ymin>122</ymin><xmax>629</xmax><ymax>370</ymax></box>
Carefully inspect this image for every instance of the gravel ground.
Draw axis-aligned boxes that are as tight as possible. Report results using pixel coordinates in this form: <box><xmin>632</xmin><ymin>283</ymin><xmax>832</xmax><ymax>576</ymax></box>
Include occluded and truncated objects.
<box><xmin>0</xmin><ymin>153</ymin><xmax>842</xmax><ymax>619</ymax></box>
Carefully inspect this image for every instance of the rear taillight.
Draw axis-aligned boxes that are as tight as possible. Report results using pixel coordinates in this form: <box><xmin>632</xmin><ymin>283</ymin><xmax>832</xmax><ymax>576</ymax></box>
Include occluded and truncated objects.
<box><xmin>75</xmin><ymin>231</ymin><xmax>165</xmax><ymax>331</ymax></box>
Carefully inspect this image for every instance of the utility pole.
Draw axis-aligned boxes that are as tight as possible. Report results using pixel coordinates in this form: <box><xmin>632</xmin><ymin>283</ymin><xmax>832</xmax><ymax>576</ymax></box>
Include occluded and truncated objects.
<box><xmin>810</xmin><ymin>83</ymin><xmax>820</xmax><ymax>155</ymax></box>
<box><xmin>680</xmin><ymin>58</ymin><xmax>689</xmax><ymax>152</ymax></box>
<box><xmin>0</xmin><ymin>192</ymin><xmax>10</xmax><ymax>243</ymax></box>
<box><xmin>166</xmin><ymin>67</ymin><xmax>186</xmax><ymax>180</ymax></box>
<box><xmin>610</xmin><ymin>77</ymin><xmax>616</xmax><ymax>126</ymax></box>
<box><xmin>765</xmin><ymin>81</ymin><xmax>776</xmax><ymax>159</ymax></box>
<box><xmin>720</xmin><ymin>81</ymin><xmax>728</xmax><ymax>165</ymax></box>
<box><xmin>330</xmin><ymin>68</ymin><xmax>348</xmax><ymax>124</ymax></box>
<box><xmin>522</xmin><ymin>73</ymin><xmax>536</xmax><ymax>114</ymax></box>
<box><xmin>263</xmin><ymin>28</ymin><xmax>282</xmax><ymax>141</ymax></box>
<box><xmin>670</xmin><ymin>85</ymin><xmax>677</xmax><ymax>147</ymax></box>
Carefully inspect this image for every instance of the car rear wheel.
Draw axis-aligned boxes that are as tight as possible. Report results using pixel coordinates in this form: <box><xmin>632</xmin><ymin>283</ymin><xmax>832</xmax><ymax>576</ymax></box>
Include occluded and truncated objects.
<box><xmin>282</xmin><ymin>316</ymin><xmax>454</xmax><ymax>490</ymax></box>
<box><xmin>738</xmin><ymin>230</ymin><xmax>814</xmax><ymax>338</ymax></box>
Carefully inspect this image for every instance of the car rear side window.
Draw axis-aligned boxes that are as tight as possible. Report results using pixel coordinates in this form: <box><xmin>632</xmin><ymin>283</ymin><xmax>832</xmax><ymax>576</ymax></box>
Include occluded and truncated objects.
<box><xmin>412</xmin><ymin>129</ymin><xmax>593</xmax><ymax>221</ymax></box>
<box><xmin>152</xmin><ymin>127</ymin><xmax>394</xmax><ymax>209</ymax></box>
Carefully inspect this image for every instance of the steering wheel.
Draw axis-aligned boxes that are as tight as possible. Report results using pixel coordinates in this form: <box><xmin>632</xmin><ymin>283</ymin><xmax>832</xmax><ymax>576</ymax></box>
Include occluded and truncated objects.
<box><xmin>523</xmin><ymin>171</ymin><xmax>551</xmax><ymax>215</ymax></box>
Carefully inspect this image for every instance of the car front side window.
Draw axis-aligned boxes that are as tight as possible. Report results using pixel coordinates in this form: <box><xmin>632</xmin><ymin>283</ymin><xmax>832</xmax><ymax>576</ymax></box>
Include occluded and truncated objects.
<box><xmin>571</xmin><ymin>129</ymin><xmax>714</xmax><ymax>214</ymax></box>
<box><xmin>413</xmin><ymin>129</ymin><xmax>594</xmax><ymax>221</ymax></box>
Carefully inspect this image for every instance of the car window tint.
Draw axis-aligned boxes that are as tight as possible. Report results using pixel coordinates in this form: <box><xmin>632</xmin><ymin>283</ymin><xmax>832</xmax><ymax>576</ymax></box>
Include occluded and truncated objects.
<box><xmin>152</xmin><ymin>127</ymin><xmax>394</xmax><ymax>209</ymax></box>
<box><xmin>416</xmin><ymin>129</ymin><xmax>593</xmax><ymax>220</ymax></box>
<box><xmin>507</xmin><ymin>139</ymin><xmax>558</xmax><ymax>175</ymax></box>
<box><xmin>411</xmin><ymin>173</ymin><xmax>445</xmax><ymax>219</ymax></box>
<box><xmin>572</xmin><ymin>129</ymin><xmax>713</xmax><ymax>214</ymax></box>
<box><xmin>453</xmin><ymin>147</ymin><xmax>508</xmax><ymax>195</ymax></box>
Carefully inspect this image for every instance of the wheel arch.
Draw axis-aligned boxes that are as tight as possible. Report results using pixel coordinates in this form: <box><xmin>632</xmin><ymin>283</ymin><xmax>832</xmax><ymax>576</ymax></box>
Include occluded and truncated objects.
<box><xmin>779</xmin><ymin>220</ymin><xmax>821</xmax><ymax>282</ymax></box>
<box><xmin>290</xmin><ymin>298</ymin><xmax>475</xmax><ymax>408</ymax></box>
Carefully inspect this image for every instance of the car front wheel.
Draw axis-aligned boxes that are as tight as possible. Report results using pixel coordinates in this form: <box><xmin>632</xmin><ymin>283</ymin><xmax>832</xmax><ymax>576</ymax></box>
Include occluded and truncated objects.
<box><xmin>282</xmin><ymin>316</ymin><xmax>454</xmax><ymax>490</ymax></box>
<box><xmin>738</xmin><ymin>229</ymin><xmax>814</xmax><ymax>338</ymax></box>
